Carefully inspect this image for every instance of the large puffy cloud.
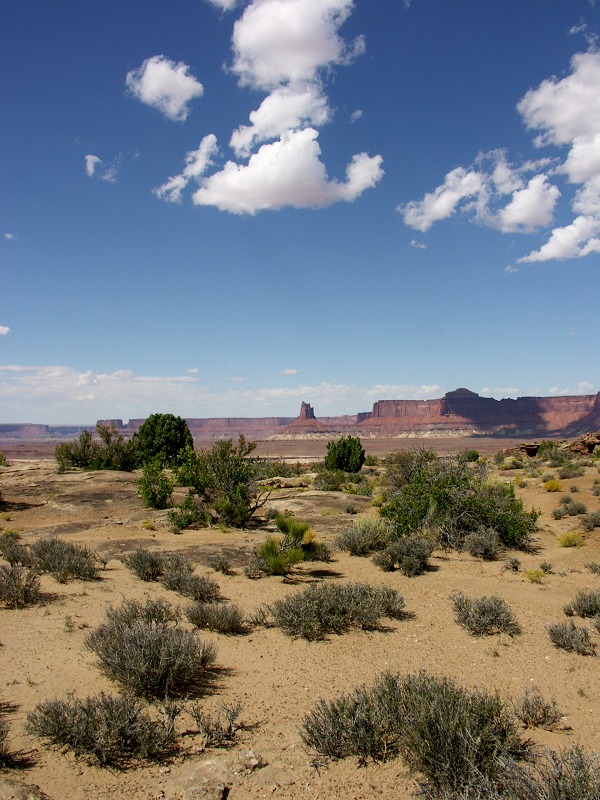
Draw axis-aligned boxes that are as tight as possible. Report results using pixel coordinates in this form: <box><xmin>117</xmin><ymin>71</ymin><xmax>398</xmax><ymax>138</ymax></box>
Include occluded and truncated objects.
<box><xmin>126</xmin><ymin>55</ymin><xmax>204</xmax><ymax>122</ymax></box>
<box><xmin>230</xmin><ymin>0</ymin><xmax>363</xmax><ymax>90</ymax></box>
<box><xmin>192</xmin><ymin>128</ymin><xmax>383</xmax><ymax>213</ymax></box>
<box><xmin>153</xmin><ymin>135</ymin><xmax>219</xmax><ymax>202</ymax></box>
<box><xmin>401</xmin><ymin>48</ymin><xmax>600</xmax><ymax>263</ymax></box>
<box><xmin>230</xmin><ymin>85</ymin><xmax>330</xmax><ymax>156</ymax></box>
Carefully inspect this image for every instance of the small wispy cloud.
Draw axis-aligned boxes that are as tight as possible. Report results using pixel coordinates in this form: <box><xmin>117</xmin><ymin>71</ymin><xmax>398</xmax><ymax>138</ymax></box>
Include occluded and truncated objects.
<box><xmin>85</xmin><ymin>155</ymin><xmax>102</xmax><ymax>177</ymax></box>
<box><xmin>3</xmin><ymin>233</ymin><xmax>15</xmax><ymax>241</ymax></box>
<box><xmin>186</xmin><ymin>367</ymin><xmax>199</xmax><ymax>374</ymax></box>
<box><xmin>578</xmin><ymin>380</ymin><xmax>594</xmax><ymax>393</ymax></box>
<box><xmin>280</xmin><ymin>368</ymin><xmax>298</xmax><ymax>375</ymax></box>
<box><xmin>350</xmin><ymin>109</ymin><xmax>363</xmax><ymax>124</ymax></box>
<box><xmin>0</xmin><ymin>326</ymin><xmax>10</xmax><ymax>336</ymax></box>
<box><xmin>410</xmin><ymin>239</ymin><xmax>427</xmax><ymax>250</ymax></box>
<box><xmin>229</xmin><ymin>376</ymin><xmax>244</xmax><ymax>382</ymax></box>
<box><xmin>85</xmin><ymin>154</ymin><xmax>119</xmax><ymax>183</ymax></box>
<box><xmin>504</xmin><ymin>265</ymin><xmax>519</xmax><ymax>274</ymax></box>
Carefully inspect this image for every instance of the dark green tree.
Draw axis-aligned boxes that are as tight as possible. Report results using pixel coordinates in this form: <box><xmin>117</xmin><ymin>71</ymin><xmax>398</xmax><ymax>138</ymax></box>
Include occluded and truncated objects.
<box><xmin>324</xmin><ymin>436</ymin><xmax>365</xmax><ymax>473</ymax></box>
<box><xmin>132</xmin><ymin>414</ymin><xmax>193</xmax><ymax>467</ymax></box>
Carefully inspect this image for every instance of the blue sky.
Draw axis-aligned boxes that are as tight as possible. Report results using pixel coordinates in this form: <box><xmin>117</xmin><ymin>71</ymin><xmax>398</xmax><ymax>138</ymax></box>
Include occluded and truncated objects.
<box><xmin>1</xmin><ymin>0</ymin><xmax>599</xmax><ymax>424</ymax></box>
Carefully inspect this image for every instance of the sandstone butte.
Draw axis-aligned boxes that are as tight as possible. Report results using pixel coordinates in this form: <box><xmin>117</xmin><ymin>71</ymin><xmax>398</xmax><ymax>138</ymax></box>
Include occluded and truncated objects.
<box><xmin>2</xmin><ymin>388</ymin><xmax>600</xmax><ymax>442</ymax></box>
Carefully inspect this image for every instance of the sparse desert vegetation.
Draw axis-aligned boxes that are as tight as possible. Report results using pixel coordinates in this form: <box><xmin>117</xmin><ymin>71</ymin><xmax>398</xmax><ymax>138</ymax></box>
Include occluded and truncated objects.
<box><xmin>1</xmin><ymin>436</ymin><xmax>600</xmax><ymax>798</ymax></box>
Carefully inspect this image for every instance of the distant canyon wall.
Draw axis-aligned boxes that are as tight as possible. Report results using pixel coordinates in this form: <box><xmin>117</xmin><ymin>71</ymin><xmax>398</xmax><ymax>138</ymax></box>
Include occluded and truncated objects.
<box><xmin>2</xmin><ymin>389</ymin><xmax>599</xmax><ymax>442</ymax></box>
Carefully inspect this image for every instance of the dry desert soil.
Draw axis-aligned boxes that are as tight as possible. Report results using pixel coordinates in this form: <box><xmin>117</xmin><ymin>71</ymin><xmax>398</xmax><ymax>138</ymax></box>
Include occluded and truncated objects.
<box><xmin>1</xmin><ymin>439</ymin><xmax>600</xmax><ymax>799</ymax></box>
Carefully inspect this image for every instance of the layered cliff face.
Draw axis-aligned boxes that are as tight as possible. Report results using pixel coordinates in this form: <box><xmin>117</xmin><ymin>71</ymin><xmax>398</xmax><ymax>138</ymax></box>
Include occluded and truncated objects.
<box><xmin>2</xmin><ymin>390</ymin><xmax>600</xmax><ymax>442</ymax></box>
<box><xmin>364</xmin><ymin>389</ymin><xmax>600</xmax><ymax>436</ymax></box>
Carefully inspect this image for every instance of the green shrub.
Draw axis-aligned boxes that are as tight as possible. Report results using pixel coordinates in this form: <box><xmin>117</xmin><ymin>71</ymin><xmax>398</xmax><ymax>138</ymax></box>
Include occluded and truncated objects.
<box><xmin>0</xmin><ymin>564</ymin><xmax>41</xmax><ymax>608</ymax></box>
<box><xmin>0</xmin><ymin>701</ymin><xmax>14</xmax><ymax>767</ymax></box>
<box><xmin>86</xmin><ymin>598</ymin><xmax>217</xmax><ymax>699</ymax></box>
<box><xmin>372</xmin><ymin>537</ymin><xmax>433</xmax><ymax>576</ymax></box>
<box><xmin>251</xmin><ymin>536</ymin><xmax>304</xmax><ymax>577</ymax></box>
<box><xmin>270</xmin><ymin>582</ymin><xmax>405</xmax><ymax>640</ymax></box>
<box><xmin>335</xmin><ymin>517</ymin><xmax>392</xmax><ymax>556</ymax></box>
<box><xmin>555</xmin><ymin>496</ymin><xmax>587</xmax><ymax>516</ymax></box>
<box><xmin>581</xmin><ymin>511</ymin><xmax>600</xmax><ymax>532</ymax></box>
<box><xmin>537</xmin><ymin>441</ymin><xmax>571</xmax><ymax>467</ymax></box>
<box><xmin>395</xmin><ymin>672</ymin><xmax>527</xmax><ymax>795</ymax></box>
<box><xmin>162</xmin><ymin>570</ymin><xmax>220</xmax><ymax>603</ymax></box>
<box><xmin>301</xmin><ymin>671</ymin><xmax>405</xmax><ymax>762</ymax></box>
<box><xmin>548</xmin><ymin>620</ymin><xmax>596</xmax><ymax>655</ymax></box>
<box><xmin>258</xmin><ymin>460</ymin><xmax>304</xmax><ymax>478</ymax></box>
<box><xmin>207</xmin><ymin>553</ymin><xmax>232</xmax><ymax>574</ymax></box>
<box><xmin>543</xmin><ymin>479</ymin><xmax>563</xmax><ymax>492</ymax></box>
<box><xmin>514</xmin><ymin>686</ymin><xmax>562</xmax><ymax>730</ymax></box>
<box><xmin>451</xmin><ymin>593</ymin><xmax>521</xmax><ymax>637</ymax></box>
<box><xmin>274</xmin><ymin>514</ymin><xmax>310</xmax><ymax>540</ymax></box>
<box><xmin>26</xmin><ymin>693</ymin><xmax>176</xmax><ymax>766</ymax></box>
<box><xmin>381</xmin><ymin>451</ymin><xmax>537</xmax><ymax>551</ymax></box>
<box><xmin>563</xmin><ymin>589</ymin><xmax>600</xmax><ymax>618</ymax></box>
<box><xmin>55</xmin><ymin>425</ymin><xmax>137</xmax><ymax>473</ymax></box>
<box><xmin>0</xmin><ymin>451</ymin><xmax>8</xmax><ymax>467</ymax></box>
<box><xmin>175</xmin><ymin>436</ymin><xmax>269</xmax><ymax>527</ymax></box>
<box><xmin>363</xmin><ymin>454</ymin><xmax>379</xmax><ymax>467</ymax></box>
<box><xmin>136</xmin><ymin>461</ymin><xmax>173</xmax><ymax>509</ymax></box>
<box><xmin>30</xmin><ymin>537</ymin><xmax>98</xmax><ymax>583</ymax></box>
<box><xmin>189</xmin><ymin>700</ymin><xmax>244</xmax><ymax>749</ymax></box>
<box><xmin>302</xmin><ymin>671</ymin><xmax>527</xmax><ymax>794</ymax></box>
<box><xmin>122</xmin><ymin>548</ymin><xmax>165</xmax><ymax>582</ymax></box>
<box><xmin>186</xmin><ymin>601</ymin><xmax>248</xmax><ymax>635</ymax></box>
<box><xmin>558</xmin><ymin>463</ymin><xmax>585</xmax><ymax>479</ymax></box>
<box><xmin>557</xmin><ymin>531</ymin><xmax>585</xmax><ymax>548</ymax></box>
<box><xmin>168</xmin><ymin>491</ymin><xmax>205</xmax><ymax>533</ymax></box>
<box><xmin>464</xmin><ymin>527</ymin><xmax>501</xmax><ymax>560</ymax></box>
<box><xmin>131</xmin><ymin>413</ymin><xmax>193</xmax><ymax>467</ymax></box>
<box><xmin>0</xmin><ymin>531</ymin><xmax>32</xmax><ymax>566</ymax></box>
<box><xmin>324</xmin><ymin>436</ymin><xmax>365</xmax><ymax>473</ymax></box>
<box><xmin>524</xmin><ymin>568</ymin><xmax>545</xmax><ymax>584</ymax></box>
<box><xmin>523</xmin><ymin>745</ymin><xmax>600</xmax><ymax>799</ymax></box>
<box><xmin>313</xmin><ymin>468</ymin><xmax>347</xmax><ymax>492</ymax></box>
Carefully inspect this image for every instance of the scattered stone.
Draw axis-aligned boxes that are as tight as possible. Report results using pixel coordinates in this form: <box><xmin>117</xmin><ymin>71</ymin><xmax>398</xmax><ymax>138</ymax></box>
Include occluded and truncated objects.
<box><xmin>0</xmin><ymin>778</ymin><xmax>52</xmax><ymax>800</ymax></box>
<box><xmin>165</xmin><ymin>751</ymin><xmax>266</xmax><ymax>800</ymax></box>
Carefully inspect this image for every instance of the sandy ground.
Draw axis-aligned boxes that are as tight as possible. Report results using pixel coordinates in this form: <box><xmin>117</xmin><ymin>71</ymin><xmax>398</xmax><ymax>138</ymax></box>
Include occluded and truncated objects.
<box><xmin>1</xmin><ymin>443</ymin><xmax>600</xmax><ymax>799</ymax></box>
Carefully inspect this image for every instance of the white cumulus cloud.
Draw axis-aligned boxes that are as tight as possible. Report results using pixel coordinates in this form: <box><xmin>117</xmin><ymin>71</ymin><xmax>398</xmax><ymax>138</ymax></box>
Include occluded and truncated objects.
<box><xmin>0</xmin><ymin>326</ymin><xmax>10</xmax><ymax>336</ymax></box>
<box><xmin>155</xmin><ymin>0</ymin><xmax>382</xmax><ymax>213</ymax></box>
<box><xmin>401</xmin><ymin>48</ymin><xmax>600</xmax><ymax>263</ymax></box>
<box><xmin>193</xmin><ymin>128</ymin><xmax>383</xmax><ymax>214</ymax></box>
<box><xmin>401</xmin><ymin>167</ymin><xmax>486</xmax><ymax>232</ymax></box>
<box><xmin>4</xmin><ymin>233</ymin><xmax>15</xmax><ymax>241</ymax></box>
<box><xmin>230</xmin><ymin>0</ymin><xmax>364</xmax><ymax>90</ymax></box>
<box><xmin>230</xmin><ymin>85</ymin><xmax>330</xmax><ymax>157</ymax></box>
<box><xmin>126</xmin><ymin>55</ymin><xmax>204</xmax><ymax>122</ymax></box>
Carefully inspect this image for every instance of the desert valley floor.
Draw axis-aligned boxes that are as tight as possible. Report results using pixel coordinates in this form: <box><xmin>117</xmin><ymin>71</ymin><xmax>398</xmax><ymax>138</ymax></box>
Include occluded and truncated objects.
<box><xmin>1</xmin><ymin>438</ymin><xmax>600</xmax><ymax>799</ymax></box>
